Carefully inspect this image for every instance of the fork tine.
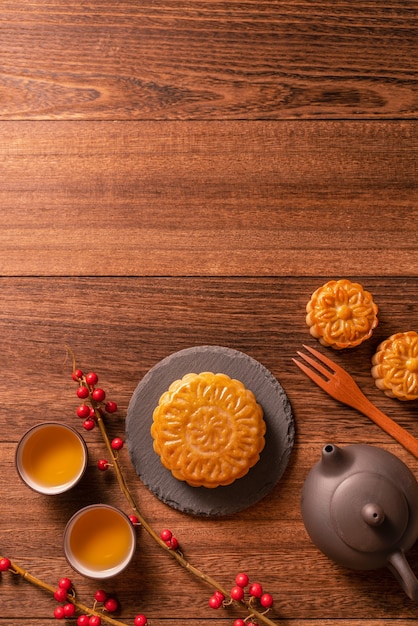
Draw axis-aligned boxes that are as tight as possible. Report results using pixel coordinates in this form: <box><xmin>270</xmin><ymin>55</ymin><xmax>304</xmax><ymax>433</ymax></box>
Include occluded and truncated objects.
<box><xmin>292</xmin><ymin>358</ymin><xmax>331</xmax><ymax>393</ymax></box>
<box><xmin>302</xmin><ymin>343</ymin><xmax>346</xmax><ymax>376</ymax></box>
<box><xmin>295</xmin><ymin>350</ymin><xmax>333</xmax><ymax>380</ymax></box>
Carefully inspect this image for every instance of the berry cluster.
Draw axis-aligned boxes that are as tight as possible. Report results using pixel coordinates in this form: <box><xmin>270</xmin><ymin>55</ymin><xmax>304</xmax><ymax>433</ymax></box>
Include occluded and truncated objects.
<box><xmin>2</xmin><ymin>553</ymin><xmax>149</xmax><ymax>626</ymax></box>
<box><xmin>159</xmin><ymin>528</ymin><xmax>180</xmax><ymax>551</ymax></box>
<box><xmin>72</xmin><ymin>368</ymin><xmax>118</xmax><ymax>432</ymax></box>
<box><xmin>209</xmin><ymin>572</ymin><xmax>274</xmax><ymax>625</ymax></box>
<box><xmin>52</xmin><ymin>578</ymin><xmax>148</xmax><ymax>625</ymax></box>
<box><xmin>53</xmin><ymin>577</ymin><xmax>75</xmax><ymax>619</ymax></box>
<box><xmin>93</xmin><ymin>588</ymin><xmax>119</xmax><ymax>613</ymax></box>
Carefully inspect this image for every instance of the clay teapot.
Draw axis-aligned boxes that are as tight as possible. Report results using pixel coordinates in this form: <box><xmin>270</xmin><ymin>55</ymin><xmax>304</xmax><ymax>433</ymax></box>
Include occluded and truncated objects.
<box><xmin>301</xmin><ymin>443</ymin><xmax>418</xmax><ymax>600</ymax></box>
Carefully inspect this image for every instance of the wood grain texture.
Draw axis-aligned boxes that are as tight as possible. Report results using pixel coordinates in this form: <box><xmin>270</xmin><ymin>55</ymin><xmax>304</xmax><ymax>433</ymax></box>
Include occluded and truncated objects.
<box><xmin>1</xmin><ymin>1</ymin><xmax>417</xmax><ymax>120</ymax></box>
<box><xmin>1</xmin><ymin>120</ymin><xmax>418</xmax><ymax>277</ymax></box>
<box><xmin>1</xmin><ymin>277</ymin><xmax>418</xmax><ymax>624</ymax></box>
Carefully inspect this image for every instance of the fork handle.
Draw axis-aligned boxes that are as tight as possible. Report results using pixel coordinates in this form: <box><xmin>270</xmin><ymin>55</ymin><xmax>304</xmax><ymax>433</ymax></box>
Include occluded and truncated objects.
<box><xmin>358</xmin><ymin>396</ymin><xmax>418</xmax><ymax>459</ymax></box>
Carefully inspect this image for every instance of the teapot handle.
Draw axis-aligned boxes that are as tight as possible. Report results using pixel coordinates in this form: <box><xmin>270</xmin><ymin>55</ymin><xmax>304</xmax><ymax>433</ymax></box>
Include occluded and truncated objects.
<box><xmin>387</xmin><ymin>551</ymin><xmax>418</xmax><ymax>601</ymax></box>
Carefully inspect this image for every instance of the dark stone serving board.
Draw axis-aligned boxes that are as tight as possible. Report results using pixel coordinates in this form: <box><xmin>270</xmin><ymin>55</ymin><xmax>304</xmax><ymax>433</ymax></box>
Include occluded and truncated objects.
<box><xmin>125</xmin><ymin>345</ymin><xmax>295</xmax><ymax>517</ymax></box>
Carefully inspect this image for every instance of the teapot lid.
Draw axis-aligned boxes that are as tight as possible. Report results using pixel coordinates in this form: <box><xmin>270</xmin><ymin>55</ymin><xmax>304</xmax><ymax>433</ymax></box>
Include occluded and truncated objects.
<box><xmin>331</xmin><ymin>472</ymin><xmax>408</xmax><ymax>552</ymax></box>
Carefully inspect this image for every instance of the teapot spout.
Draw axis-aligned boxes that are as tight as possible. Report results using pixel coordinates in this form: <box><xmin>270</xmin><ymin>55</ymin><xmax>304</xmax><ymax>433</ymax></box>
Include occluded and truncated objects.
<box><xmin>320</xmin><ymin>444</ymin><xmax>348</xmax><ymax>473</ymax></box>
<box><xmin>387</xmin><ymin>551</ymin><xmax>418</xmax><ymax>601</ymax></box>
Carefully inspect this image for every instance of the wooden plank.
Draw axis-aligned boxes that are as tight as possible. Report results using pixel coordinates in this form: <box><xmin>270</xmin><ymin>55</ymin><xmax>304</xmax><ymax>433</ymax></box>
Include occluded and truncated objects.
<box><xmin>0</xmin><ymin>1</ymin><xmax>417</xmax><ymax>120</ymax></box>
<box><xmin>2</xmin><ymin>276</ymin><xmax>418</xmax><ymax>448</ymax></box>
<box><xmin>1</xmin><ymin>121</ymin><xmax>417</xmax><ymax>277</ymax></box>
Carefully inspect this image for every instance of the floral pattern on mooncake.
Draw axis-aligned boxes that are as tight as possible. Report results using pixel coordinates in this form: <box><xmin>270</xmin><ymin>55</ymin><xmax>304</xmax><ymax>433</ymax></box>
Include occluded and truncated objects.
<box><xmin>371</xmin><ymin>331</ymin><xmax>418</xmax><ymax>400</ymax></box>
<box><xmin>306</xmin><ymin>279</ymin><xmax>378</xmax><ymax>349</ymax></box>
<box><xmin>151</xmin><ymin>372</ymin><xmax>266</xmax><ymax>488</ymax></box>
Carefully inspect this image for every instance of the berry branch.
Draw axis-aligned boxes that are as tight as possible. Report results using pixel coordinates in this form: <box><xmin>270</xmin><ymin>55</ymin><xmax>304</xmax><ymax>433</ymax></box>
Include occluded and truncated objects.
<box><xmin>67</xmin><ymin>348</ymin><xmax>278</xmax><ymax>626</ymax></box>
<box><xmin>0</xmin><ymin>557</ymin><xmax>147</xmax><ymax>626</ymax></box>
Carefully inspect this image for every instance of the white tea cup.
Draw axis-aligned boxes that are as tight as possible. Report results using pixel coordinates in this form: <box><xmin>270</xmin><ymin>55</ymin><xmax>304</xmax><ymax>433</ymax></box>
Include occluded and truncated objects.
<box><xmin>63</xmin><ymin>504</ymin><xmax>136</xmax><ymax>579</ymax></box>
<box><xmin>16</xmin><ymin>422</ymin><xmax>88</xmax><ymax>495</ymax></box>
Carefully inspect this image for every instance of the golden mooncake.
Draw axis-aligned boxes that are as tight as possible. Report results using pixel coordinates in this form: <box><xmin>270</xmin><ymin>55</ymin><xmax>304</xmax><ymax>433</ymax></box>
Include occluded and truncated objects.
<box><xmin>306</xmin><ymin>279</ymin><xmax>378</xmax><ymax>349</ymax></box>
<box><xmin>151</xmin><ymin>372</ymin><xmax>266</xmax><ymax>488</ymax></box>
<box><xmin>371</xmin><ymin>331</ymin><xmax>418</xmax><ymax>400</ymax></box>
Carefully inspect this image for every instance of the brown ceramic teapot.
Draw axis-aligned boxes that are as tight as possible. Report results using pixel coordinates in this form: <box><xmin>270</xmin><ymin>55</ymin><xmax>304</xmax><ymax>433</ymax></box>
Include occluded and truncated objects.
<box><xmin>301</xmin><ymin>443</ymin><xmax>418</xmax><ymax>600</ymax></box>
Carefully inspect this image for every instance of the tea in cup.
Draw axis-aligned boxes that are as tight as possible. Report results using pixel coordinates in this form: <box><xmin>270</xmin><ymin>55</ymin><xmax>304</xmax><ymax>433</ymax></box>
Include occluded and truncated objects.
<box><xmin>16</xmin><ymin>422</ymin><xmax>88</xmax><ymax>495</ymax></box>
<box><xmin>63</xmin><ymin>504</ymin><xmax>136</xmax><ymax>579</ymax></box>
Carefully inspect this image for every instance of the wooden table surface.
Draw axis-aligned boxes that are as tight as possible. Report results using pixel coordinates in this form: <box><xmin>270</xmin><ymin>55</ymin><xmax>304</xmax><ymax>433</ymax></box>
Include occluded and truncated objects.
<box><xmin>1</xmin><ymin>2</ymin><xmax>418</xmax><ymax>625</ymax></box>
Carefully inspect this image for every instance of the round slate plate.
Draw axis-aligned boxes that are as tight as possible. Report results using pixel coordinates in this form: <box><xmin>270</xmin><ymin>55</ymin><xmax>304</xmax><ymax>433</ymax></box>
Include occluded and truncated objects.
<box><xmin>126</xmin><ymin>345</ymin><xmax>295</xmax><ymax>517</ymax></box>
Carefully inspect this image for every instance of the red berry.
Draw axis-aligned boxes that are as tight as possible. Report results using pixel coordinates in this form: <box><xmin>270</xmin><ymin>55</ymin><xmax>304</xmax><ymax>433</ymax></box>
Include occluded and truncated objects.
<box><xmin>235</xmin><ymin>572</ymin><xmax>249</xmax><ymax>587</ymax></box>
<box><xmin>104</xmin><ymin>597</ymin><xmax>119</xmax><ymax>612</ymax></box>
<box><xmin>105</xmin><ymin>401</ymin><xmax>118</xmax><ymax>413</ymax></box>
<box><xmin>134</xmin><ymin>615</ymin><xmax>148</xmax><ymax>626</ymax></box>
<box><xmin>77</xmin><ymin>385</ymin><xmax>90</xmax><ymax>399</ymax></box>
<box><xmin>0</xmin><ymin>557</ymin><xmax>11</xmax><ymax>571</ymax></box>
<box><xmin>208</xmin><ymin>594</ymin><xmax>223</xmax><ymax>609</ymax></box>
<box><xmin>160</xmin><ymin>529</ymin><xmax>172</xmax><ymax>541</ymax></box>
<box><xmin>85</xmin><ymin>372</ymin><xmax>99</xmax><ymax>386</ymax></box>
<box><xmin>166</xmin><ymin>536</ymin><xmax>179</xmax><ymax>550</ymax></box>
<box><xmin>111</xmin><ymin>437</ymin><xmax>124</xmax><ymax>450</ymax></box>
<box><xmin>92</xmin><ymin>388</ymin><xmax>106</xmax><ymax>402</ymax></box>
<box><xmin>83</xmin><ymin>418</ymin><xmax>96</xmax><ymax>431</ymax></box>
<box><xmin>89</xmin><ymin>617</ymin><xmax>102</xmax><ymax>626</ymax></box>
<box><xmin>234</xmin><ymin>620</ymin><xmax>246</xmax><ymax>626</ymax></box>
<box><xmin>77</xmin><ymin>616</ymin><xmax>90</xmax><ymax>626</ymax></box>
<box><xmin>77</xmin><ymin>404</ymin><xmax>91</xmax><ymax>419</ymax></box>
<box><xmin>94</xmin><ymin>589</ymin><xmax>107</xmax><ymax>603</ymax></box>
<box><xmin>58</xmin><ymin>577</ymin><xmax>72</xmax><ymax>590</ymax></box>
<box><xmin>230</xmin><ymin>585</ymin><xmax>245</xmax><ymax>601</ymax></box>
<box><xmin>54</xmin><ymin>605</ymin><xmax>65</xmax><ymax>619</ymax></box>
<box><xmin>129</xmin><ymin>515</ymin><xmax>139</xmax><ymax>525</ymax></box>
<box><xmin>260</xmin><ymin>592</ymin><xmax>274</xmax><ymax>608</ymax></box>
<box><xmin>97</xmin><ymin>459</ymin><xmax>109</xmax><ymax>471</ymax></box>
<box><xmin>214</xmin><ymin>590</ymin><xmax>225</xmax><ymax>601</ymax></box>
<box><xmin>54</xmin><ymin>587</ymin><xmax>68</xmax><ymax>602</ymax></box>
<box><xmin>249</xmin><ymin>582</ymin><xmax>263</xmax><ymax>598</ymax></box>
<box><xmin>63</xmin><ymin>603</ymin><xmax>75</xmax><ymax>617</ymax></box>
<box><xmin>72</xmin><ymin>369</ymin><xmax>83</xmax><ymax>382</ymax></box>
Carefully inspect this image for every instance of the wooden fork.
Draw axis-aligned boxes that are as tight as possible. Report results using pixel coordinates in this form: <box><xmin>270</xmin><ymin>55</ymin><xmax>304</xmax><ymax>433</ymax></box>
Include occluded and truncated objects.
<box><xmin>293</xmin><ymin>344</ymin><xmax>418</xmax><ymax>459</ymax></box>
